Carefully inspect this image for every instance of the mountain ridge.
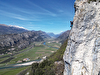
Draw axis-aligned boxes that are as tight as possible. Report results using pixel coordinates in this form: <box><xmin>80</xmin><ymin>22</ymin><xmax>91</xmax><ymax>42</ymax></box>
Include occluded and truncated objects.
<box><xmin>0</xmin><ymin>24</ymin><xmax>28</xmax><ymax>35</ymax></box>
<box><xmin>0</xmin><ymin>30</ymin><xmax>51</xmax><ymax>54</ymax></box>
<box><xmin>56</xmin><ymin>30</ymin><xmax>70</xmax><ymax>43</ymax></box>
<box><xmin>0</xmin><ymin>31</ymin><xmax>43</xmax><ymax>54</ymax></box>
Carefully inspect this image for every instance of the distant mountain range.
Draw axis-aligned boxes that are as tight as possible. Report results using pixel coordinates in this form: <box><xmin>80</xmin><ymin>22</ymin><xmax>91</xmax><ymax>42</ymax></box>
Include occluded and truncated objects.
<box><xmin>35</xmin><ymin>31</ymin><xmax>51</xmax><ymax>39</ymax></box>
<box><xmin>47</xmin><ymin>30</ymin><xmax>70</xmax><ymax>43</ymax></box>
<box><xmin>0</xmin><ymin>31</ymin><xmax>51</xmax><ymax>54</ymax></box>
<box><xmin>0</xmin><ymin>24</ymin><xmax>51</xmax><ymax>54</ymax></box>
<box><xmin>47</xmin><ymin>33</ymin><xmax>61</xmax><ymax>38</ymax></box>
<box><xmin>56</xmin><ymin>30</ymin><xmax>70</xmax><ymax>43</ymax></box>
<box><xmin>0</xmin><ymin>24</ymin><xmax>70</xmax><ymax>54</ymax></box>
<box><xmin>0</xmin><ymin>24</ymin><xmax>28</xmax><ymax>35</ymax></box>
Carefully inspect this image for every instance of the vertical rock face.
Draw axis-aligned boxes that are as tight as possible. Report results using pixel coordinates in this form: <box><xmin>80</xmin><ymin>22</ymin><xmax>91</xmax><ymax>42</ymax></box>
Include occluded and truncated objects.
<box><xmin>63</xmin><ymin>0</ymin><xmax>100</xmax><ymax>75</ymax></box>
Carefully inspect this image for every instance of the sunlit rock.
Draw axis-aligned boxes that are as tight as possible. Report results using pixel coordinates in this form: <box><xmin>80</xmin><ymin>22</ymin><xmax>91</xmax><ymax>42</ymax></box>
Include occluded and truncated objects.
<box><xmin>63</xmin><ymin>0</ymin><xmax>100</xmax><ymax>75</ymax></box>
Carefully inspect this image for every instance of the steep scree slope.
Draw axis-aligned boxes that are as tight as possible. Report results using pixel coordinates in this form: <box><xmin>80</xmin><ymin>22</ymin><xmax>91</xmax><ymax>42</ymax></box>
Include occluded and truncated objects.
<box><xmin>63</xmin><ymin>0</ymin><xmax>100</xmax><ymax>75</ymax></box>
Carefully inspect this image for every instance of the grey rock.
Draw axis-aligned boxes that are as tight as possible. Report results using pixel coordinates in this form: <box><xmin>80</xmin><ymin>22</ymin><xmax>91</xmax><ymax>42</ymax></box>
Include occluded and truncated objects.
<box><xmin>63</xmin><ymin>0</ymin><xmax>100</xmax><ymax>75</ymax></box>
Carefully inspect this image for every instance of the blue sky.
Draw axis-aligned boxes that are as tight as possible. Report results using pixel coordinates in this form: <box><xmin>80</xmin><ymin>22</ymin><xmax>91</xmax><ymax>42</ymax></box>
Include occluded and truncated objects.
<box><xmin>0</xmin><ymin>0</ymin><xmax>75</xmax><ymax>34</ymax></box>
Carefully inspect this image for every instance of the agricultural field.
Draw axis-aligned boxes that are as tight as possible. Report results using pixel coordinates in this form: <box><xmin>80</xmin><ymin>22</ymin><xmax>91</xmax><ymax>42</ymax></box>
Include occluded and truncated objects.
<box><xmin>46</xmin><ymin>41</ymin><xmax>61</xmax><ymax>48</ymax></box>
<box><xmin>0</xmin><ymin>41</ymin><xmax>61</xmax><ymax>75</ymax></box>
<box><xmin>7</xmin><ymin>44</ymin><xmax>57</xmax><ymax>65</ymax></box>
<box><xmin>0</xmin><ymin>66</ymin><xmax>30</xmax><ymax>75</ymax></box>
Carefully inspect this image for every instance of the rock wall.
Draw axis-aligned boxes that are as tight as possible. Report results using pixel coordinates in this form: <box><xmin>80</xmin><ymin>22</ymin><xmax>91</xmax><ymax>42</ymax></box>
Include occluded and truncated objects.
<box><xmin>63</xmin><ymin>0</ymin><xmax>100</xmax><ymax>75</ymax></box>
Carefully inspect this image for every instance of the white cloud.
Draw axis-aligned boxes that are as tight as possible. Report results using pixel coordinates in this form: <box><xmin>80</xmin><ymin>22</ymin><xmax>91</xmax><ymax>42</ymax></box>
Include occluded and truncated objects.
<box><xmin>26</xmin><ymin>0</ymin><xmax>57</xmax><ymax>17</ymax></box>
<box><xmin>60</xmin><ymin>31</ymin><xmax>64</xmax><ymax>32</ymax></box>
<box><xmin>0</xmin><ymin>10</ymin><xmax>41</xmax><ymax>21</ymax></box>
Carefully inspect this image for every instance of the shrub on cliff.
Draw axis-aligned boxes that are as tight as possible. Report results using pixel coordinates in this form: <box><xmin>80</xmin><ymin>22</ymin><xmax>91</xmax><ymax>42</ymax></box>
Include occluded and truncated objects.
<box><xmin>29</xmin><ymin>59</ymin><xmax>54</xmax><ymax>75</ymax></box>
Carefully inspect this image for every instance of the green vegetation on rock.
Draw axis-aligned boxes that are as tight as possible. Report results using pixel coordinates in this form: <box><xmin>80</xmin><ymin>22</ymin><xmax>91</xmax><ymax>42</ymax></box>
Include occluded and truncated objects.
<box><xmin>49</xmin><ymin>39</ymin><xmax>68</xmax><ymax>61</ymax></box>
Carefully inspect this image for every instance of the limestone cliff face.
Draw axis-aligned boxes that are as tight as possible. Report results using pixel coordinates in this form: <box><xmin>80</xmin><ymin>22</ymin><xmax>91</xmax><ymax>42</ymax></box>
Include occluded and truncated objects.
<box><xmin>63</xmin><ymin>0</ymin><xmax>100</xmax><ymax>75</ymax></box>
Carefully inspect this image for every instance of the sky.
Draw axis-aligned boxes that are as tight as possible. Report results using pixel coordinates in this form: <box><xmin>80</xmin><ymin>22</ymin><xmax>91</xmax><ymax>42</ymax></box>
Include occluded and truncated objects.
<box><xmin>0</xmin><ymin>0</ymin><xmax>75</xmax><ymax>34</ymax></box>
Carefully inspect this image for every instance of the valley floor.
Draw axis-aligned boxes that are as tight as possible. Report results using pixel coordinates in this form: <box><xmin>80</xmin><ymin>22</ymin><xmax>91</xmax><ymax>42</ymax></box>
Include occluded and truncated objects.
<box><xmin>0</xmin><ymin>40</ymin><xmax>61</xmax><ymax>75</ymax></box>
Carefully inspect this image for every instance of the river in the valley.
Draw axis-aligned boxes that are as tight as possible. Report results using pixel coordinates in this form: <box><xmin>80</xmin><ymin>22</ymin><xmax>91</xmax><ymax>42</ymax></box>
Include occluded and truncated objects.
<box><xmin>0</xmin><ymin>42</ymin><xmax>59</xmax><ymax>69</ymax></box>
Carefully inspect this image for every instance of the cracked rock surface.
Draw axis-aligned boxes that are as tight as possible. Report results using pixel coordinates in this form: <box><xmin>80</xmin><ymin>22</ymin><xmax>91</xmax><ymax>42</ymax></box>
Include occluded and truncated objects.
<box><xmin>63</xmin><ymin>0</ymin><xmax>100</xmax><ymax>75</ymax></box>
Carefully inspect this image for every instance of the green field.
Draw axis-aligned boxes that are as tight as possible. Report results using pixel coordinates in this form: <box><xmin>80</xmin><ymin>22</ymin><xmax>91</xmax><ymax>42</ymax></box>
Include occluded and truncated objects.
<box><xmin>46</xmin><ymin>42</ymin><xmax>61</xmax><ymax>48</ymax></box>
<box><xmin>0</xmin><ymin>66</ymin><xmax>30</xmax><ymax>75</ymax></box>
<box><xmin>0</xmin><ymin>41</ymin><xmax>61</xmax><ymax>75</ymax></box>
<box><xmin>8</xmin><ymin>45</ymin><xmax>57</xmax><ymax>65</ymax></box>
